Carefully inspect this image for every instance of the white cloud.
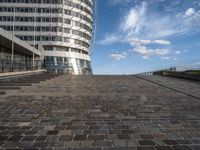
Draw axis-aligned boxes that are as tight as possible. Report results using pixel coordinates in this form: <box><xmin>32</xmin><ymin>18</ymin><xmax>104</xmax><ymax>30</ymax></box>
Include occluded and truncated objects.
<box><xmin>175</xmin><ymin>50</ymin><xmax>181</xmax><ymax>55</ymax></box>
<box><xmin>177</xmin><ymin>8</ymin><xmax>199</xmax><ymax>18</ymax></box>
<box><xmin>173</xmin><ymin>58</ymin><xmax>178</xmax><ymax>61</ymax></box>
<box><xmin>129</xmin><ymin>39</ymin><xmax>170</xmax><ymax>46</ymax></box>
<box><xmin>185</xmin><ymin>8</ymin><xmax>196</xmax><ymax>16</ymax></box>
<box><xmin>142</xmin><ymin>56</ymin><xmax>149</xmax><ymax>59</ymax></box>
<box><xmin>127</xmin><ymin>38</ymin><xmax>171</xmax><ymax>59</ymax></box>
<box><xmin>161</xmin><ymin>56</ymin><xmax>171</xmax><ymax>60</ymax></box>
<box><xmin>108</xmin><ymin>0</ymin><xmax>131</xmax><ymax>5</ymax></box>
<box><xmin>100</xmin><ymin>1</ymin><xmax>200</xmax><ymax>60</ymax></box>
<box><xmin>110</xmin><ymin>52</ymin><xmax>127</xmax><ymax>61</ymax></box>
<box><xmin>154</xmin><ymin>49</ymin><xmax>170</xmax><ymax>55</ymax></box>
<box><xmin>98</xmin><ymin>34</ymin><xmax>121</xmax><ymax>45</ymax></box>
<box><xmin>152</xmin><ymin>40</ymin><xmax>171</xmax><ymax>45</ymax></box>
<box><xmin>130</xmin><ymin>45</ymin><xmax>170</xmax><ymax>59</ymax></box>
<box><xmin>123</xmin><ymin>9</ymin><xmax>139</xmax><ymax>31</ymax></box>
<box><xmin>121</xmin><ymin>2</ymin><xmax>146</xmax><ymax>32</ymax></box>
<box><xmin>121</xmin><ymin>3</ymin><xmax>199</xmax><ymax>40</ymax></box>
<box><xmin>132</xmin><ymin>45</ymin><xmax>149</xmax><ymax>56</ymax></box>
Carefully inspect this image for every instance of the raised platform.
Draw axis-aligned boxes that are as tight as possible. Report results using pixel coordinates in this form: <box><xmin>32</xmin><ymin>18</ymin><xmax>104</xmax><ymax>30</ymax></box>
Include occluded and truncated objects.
<box><xmin>0</xmin><ymin>75</ymin><xmax>200</xmax><ymax>149</ymax></box>
<box><xmin>0</xmin><ymin>71</ymin><xmax>61</xmax><ymax>96</ymax></box>
<box><xmin>0</xmin><ymin>69</ymin><xmax>46</xmax><ymax>78</ymax></box>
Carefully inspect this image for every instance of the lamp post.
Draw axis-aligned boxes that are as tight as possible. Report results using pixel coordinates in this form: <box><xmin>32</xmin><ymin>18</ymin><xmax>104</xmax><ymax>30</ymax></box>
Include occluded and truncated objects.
<box><xmin>11</xmin><ymin>6</ymin><xmax>15</xmax><ymax>72</ymax></box>
<box><xmin>33</xmin><ymin>7</ymin><xmax>36</xmax><ymax>70</ymax></box>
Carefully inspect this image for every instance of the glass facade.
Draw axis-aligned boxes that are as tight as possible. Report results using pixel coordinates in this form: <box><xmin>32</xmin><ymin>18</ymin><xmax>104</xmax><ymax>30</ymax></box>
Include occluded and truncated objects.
<box><xmin>0</xmin><ymin>46</ymin><xmax>42</xmax><ymax>72</ymax></box>
<box><xmin>44</xmin><ymin>56</ymin><xmax>92</xmax><ymax>74</ymax></box>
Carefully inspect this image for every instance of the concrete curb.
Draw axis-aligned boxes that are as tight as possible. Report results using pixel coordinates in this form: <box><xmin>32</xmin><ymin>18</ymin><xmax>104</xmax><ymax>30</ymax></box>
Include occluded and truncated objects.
<box><xmin>0</xmin><ymin>69</ymin><xmax>47</xmax><ymax>78</ymax></box>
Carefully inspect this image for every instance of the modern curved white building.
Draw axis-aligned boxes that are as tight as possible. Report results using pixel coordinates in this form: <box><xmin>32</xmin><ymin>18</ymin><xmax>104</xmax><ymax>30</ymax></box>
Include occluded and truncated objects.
<box><xmin>0</xmin><ymin>0</ymin><xmax>95</xmax><ymax>74</ymax></box>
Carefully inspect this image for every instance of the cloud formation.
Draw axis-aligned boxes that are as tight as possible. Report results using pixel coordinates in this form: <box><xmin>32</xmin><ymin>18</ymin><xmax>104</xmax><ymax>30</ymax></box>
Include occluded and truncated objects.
<box><xmin>108</xmin><ymin>0</ymin><xmax>131</xmax><ymax>5</ymax></box>
<box><xmin>121</xmin><ymin>2</ymin><xmax>200</xmax><ymax>40</ymax></box>
<box><xmin>185</xmin><ymin>8</ymin><xmax>196</xmax><ymax>16</ymax></box>
<box><xmin>110</xmin><ymin>52</ymin><xmax>127</xmax><ymax>61</ymax></box>
<box><xmin>131</xmin><ymin>46</ymin><xmax>170</xmax><ymax>59</ymax></box>
<box><xmin>129</xmin><ymin>39</ymin><xmax>171</xmax><ymax>46</ymax></box>
<box><xmin>103</xmin><ymin>0</ymin><xmax>200</xmax><ymax>60</ymax></box>
<box><xmin>98</xmin><ymin>34</ymin><xmax>121</xmax><ymax>45</ymax></box>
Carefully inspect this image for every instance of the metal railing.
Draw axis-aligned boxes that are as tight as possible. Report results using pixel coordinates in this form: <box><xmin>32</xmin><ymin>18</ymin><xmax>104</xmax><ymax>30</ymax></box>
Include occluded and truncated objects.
<box><xmin>162</xmin><ymin>71</ymin><xmax>200</xmax><ymax>81</ymax></box>
<box><xmin>136</xmin><ymin>68</ymin><xmax>200</xmax><ymax>81</ymax></box>
<box><xmin>136</xmin><ymin>67</ymin><xmax>177</xmax><ymax>76</ymax></box>
<box><xmin>0</xmin><ymin>60</ymin><xmax>44</xmax><ymax>73</ymax></box>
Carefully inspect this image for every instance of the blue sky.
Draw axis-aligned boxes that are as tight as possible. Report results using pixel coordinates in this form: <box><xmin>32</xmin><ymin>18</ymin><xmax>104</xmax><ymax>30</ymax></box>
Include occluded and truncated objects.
<box><xmin>91</xmin><ymin>0</ymin><xmax>200</xmax><ymax>74</ymax></box>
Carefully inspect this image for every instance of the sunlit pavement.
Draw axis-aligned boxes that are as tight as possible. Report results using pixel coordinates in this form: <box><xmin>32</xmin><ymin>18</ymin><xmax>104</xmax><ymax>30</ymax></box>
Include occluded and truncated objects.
<box><xmin>0</xmin><ymin>75</ymin><xmax>200</xmax><ymax>150</ymax></box>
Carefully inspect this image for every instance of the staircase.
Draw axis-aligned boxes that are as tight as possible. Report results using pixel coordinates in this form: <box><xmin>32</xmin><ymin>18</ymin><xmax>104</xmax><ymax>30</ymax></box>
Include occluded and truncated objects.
<box><xmin>0</xmin><ymin>73</ymin><xmax>62</xmax><ymax>96</ymax></box>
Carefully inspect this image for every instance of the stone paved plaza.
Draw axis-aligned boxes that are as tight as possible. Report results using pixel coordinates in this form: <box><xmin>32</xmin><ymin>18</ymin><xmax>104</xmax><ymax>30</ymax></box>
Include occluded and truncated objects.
<box><xmin>0</xmin><ymin>75</ymin><xmax>200</xmax><ymax>150</ymax></box>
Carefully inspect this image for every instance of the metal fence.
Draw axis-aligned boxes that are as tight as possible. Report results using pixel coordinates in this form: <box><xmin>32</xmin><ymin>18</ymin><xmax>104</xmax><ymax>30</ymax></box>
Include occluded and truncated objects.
<box><xmin>162</xmin><ymin>71</ymin><xmax>200</xmax><ymax>81</ymax></box>
<box><xmin>136</xmin><ymin>70</ymin><xmax>200</xmax><ymax>81</ymax></box>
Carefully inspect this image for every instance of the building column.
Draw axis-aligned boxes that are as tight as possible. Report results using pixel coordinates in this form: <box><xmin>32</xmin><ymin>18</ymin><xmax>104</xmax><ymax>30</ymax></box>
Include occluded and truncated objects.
<box><xmin>32</xmin><ymin>52</ymin><xmax>35</xmax><ymax>70</ymax></box>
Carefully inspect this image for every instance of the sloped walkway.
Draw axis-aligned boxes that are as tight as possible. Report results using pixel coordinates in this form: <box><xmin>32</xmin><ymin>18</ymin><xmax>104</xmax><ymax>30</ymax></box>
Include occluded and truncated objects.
<box><xmin>0</xmin><ymin>75</ymin><xmax>200</xmax><ymax>150</ymax></box>
<box><xmin>138</xmin><ymin>75</ymin><xmax>200</xmax><ymax>98</ymax></box>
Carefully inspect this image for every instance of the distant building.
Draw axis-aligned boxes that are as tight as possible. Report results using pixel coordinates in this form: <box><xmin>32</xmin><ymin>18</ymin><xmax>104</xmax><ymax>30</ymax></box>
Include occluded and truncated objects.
<box><xmin>0</xmin><ymin>0</ymin><xmax>95</xmax><ymax>74</ymax></box>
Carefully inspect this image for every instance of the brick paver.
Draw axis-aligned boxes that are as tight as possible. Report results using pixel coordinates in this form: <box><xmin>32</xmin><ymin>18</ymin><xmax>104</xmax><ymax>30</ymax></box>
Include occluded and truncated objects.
<box><xmin>0</xmin><ymin>75</ymin><xmax>200</xmax><ymax>150</ymax></box>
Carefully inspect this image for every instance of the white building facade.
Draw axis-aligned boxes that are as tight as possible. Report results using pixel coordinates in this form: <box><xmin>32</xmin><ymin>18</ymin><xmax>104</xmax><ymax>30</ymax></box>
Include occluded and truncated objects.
<box><xmin>0</xmin><ymin>0</ymin><xmax>94</xmax><ymax>74</ymax></box>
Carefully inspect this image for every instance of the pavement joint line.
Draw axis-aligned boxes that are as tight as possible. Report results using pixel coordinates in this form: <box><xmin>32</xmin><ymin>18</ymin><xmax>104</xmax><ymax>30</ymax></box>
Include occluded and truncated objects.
<box><xmin>134</xmin><ymin>75</ymin><xmax>200</xmax><ymax>100</ymax></box>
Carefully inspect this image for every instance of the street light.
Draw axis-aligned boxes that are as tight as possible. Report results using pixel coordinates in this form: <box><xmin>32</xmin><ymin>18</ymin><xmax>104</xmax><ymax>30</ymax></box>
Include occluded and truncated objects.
<box><xmin>11</xmin><ymin>6</ymin><xmax>15</xmax><ymax>72</ymax></box>
<box><xmin>33</xmin><ymin>7</ymin><xmax>37</xmax><ymax>70</ymax></box>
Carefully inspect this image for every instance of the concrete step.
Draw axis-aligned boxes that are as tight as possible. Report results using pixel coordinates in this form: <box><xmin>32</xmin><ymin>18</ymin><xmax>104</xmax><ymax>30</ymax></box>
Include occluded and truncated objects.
<box><xmin>15</xmin><ymin>78</ymin><xmax>54</xmax><ymax>82</ymax></box>
<box><xmin>0</xmin><ymin>83</ymin><xmax>32</xmax><ymax>86</ymax></box>
<box><xmin>0</xmin><ymin>87</ymin><xmax>21</xmax><ymax>90</ymax></box>
<box><xmin>0</xmin><ymin>73</ymin><xmax>63</xmax><ymax>96</ymax></box>
<box><xmin>16</xmin><ymin>80</ymin><xmax>45</xmax><ymax>82</ymax></box>
<box><xmin>2</xmin><ymin>81</ymin><xmax>40</xmax><ymax>84</ymax></box>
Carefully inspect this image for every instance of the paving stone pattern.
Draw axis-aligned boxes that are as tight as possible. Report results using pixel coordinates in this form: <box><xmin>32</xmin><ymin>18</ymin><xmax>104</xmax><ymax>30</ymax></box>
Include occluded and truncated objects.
<box><xmin>0</xmin><ymin>75</ymin><xmax>200</xmax><ymax>150</ymax></box>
